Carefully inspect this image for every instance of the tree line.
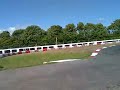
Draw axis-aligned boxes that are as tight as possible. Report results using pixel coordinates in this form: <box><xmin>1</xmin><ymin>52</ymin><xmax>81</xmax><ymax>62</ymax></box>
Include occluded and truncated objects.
<box><xmin>0</xmin><ymin>19</ymin><xmax>120</xmax><ymax>49</ymax></box>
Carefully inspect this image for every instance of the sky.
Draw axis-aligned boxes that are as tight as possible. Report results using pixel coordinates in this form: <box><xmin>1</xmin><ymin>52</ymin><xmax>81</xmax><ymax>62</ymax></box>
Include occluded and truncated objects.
<box><xmin>0</xmin><ymin>0</ymin><xmax>120</xmax><ymax>33</ymax></box>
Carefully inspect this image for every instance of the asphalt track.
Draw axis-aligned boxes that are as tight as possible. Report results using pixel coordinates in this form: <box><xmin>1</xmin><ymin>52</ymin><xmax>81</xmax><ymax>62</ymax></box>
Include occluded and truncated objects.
<box><xmin>0</xmin><ymin>45</ymin><xmax>120</xmax><ymax>90</ymax></box>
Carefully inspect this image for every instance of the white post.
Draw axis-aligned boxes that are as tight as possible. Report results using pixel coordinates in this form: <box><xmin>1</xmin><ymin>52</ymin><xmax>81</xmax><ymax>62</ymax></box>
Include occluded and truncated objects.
<box><xmin>56</xmin><ymin>37</ymin><xmax>58</xmax><ymax>45</ymax></box>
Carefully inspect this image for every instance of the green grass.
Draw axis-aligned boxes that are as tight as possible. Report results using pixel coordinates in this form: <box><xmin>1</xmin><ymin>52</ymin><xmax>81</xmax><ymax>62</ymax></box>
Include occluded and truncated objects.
<box><xmin>0</xmin><ymin>52</ymin><xmax>90</xmax><ymax>70</ymax></box>
<box><xmin>0</xmin><ymin>43</ymin><xmax>119</xmax><ymax>70</ymax></box>
<box><xmin>0</xmin><ymin>47</ymin><xmax>91</xmax><ymax>70</ymax></box>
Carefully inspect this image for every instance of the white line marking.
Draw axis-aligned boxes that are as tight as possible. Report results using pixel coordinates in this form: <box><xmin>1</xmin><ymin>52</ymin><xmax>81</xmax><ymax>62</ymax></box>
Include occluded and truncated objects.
<box><xmin>50</xmin><ymin>59</ymin><xmax>79</xmax><ymax>63</ymax></box>
<box><xmin>96</xmin><ymin>49</ymin><xmax>101</xmax><ymax>52</ymax></box>
<box><xmin>91</xmin><ymin>53</ymin><xmax>98</xmax><ymax>57</ymax></box>
<box><xmin>43</xmin><ymin>62</ymin><xmax>48</xmax><ymax>64</ymax></box>
<box><xmin>43</xmin><ymin>59</ymin><xmax>80</xmax><ymax>64</ymax></box>
<box><xmin>102</xmin><ymin>47</ymin><xmax>107</xmax><ymax>49</ymax></box>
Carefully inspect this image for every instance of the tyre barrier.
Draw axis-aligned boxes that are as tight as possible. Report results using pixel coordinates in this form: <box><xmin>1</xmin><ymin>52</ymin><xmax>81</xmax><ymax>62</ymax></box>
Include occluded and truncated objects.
<box><xmin>25</xmin><ymin>50</ymin><xmax>30</xmax><ymax>53</ymax></box>
<box><xmin>43</xmin><ymin>48</ymin><xmax>47</xmax><ymax>51</ymax></box>
<box><xmin>0</xmin><ymin>39</ymin><xmax>120</xmax><ymax>58</ymax></box>
<box><xmin>18</xmin><ymin>51</ymin><xmax>22</xmax><ymax>54</ymax></box>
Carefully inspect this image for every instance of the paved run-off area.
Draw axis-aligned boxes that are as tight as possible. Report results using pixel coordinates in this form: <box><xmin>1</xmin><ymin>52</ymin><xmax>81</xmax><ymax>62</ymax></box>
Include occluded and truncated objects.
<box><xmin>0</xmin><ymin>45</ymin><xmax>120</xmax><ymax>90</ymax></box>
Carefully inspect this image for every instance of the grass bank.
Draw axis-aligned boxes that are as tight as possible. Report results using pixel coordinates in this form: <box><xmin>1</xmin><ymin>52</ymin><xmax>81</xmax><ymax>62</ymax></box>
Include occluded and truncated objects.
<box><xmin>0</xmin><ymin>44</ymin><xmax>119</xmax><ymax>70</ymax></box>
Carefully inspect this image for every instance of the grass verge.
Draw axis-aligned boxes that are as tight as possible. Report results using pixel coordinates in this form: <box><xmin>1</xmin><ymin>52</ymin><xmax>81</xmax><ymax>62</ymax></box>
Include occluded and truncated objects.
<box><xmin>0</xmin><ymin>43</ymin><xmax>119</xmax><ymax>70</ymax></box>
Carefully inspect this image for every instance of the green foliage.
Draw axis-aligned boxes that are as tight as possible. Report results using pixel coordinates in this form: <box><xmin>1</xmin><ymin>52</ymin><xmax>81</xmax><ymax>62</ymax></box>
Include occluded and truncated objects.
<box><xmin>23</xmin><ymin>25</ymin><xmax>45</xmax><ymax>46</ymax></box>
<box><xmin>107</xmin><ymin>19</ymin><xmax>120</xmax><ymax>39</ymax></box>
<box><xmin>47</xmin><ymin>25</ymin><xmax>63</xmax><ymax>44</ymax></box>
<box><xmin>108</xmin><ymin>19</ymin><xmax>120</xmax><ymax>30</ymax></box>
<box><xmin>12</xmin><ymin>29</ymin><xmax>24</xmax><ymax>37</ymax></box>
<box><xmin>0</xmin><ymin>19</ymin><xmax>120</xmax><ymax>49</ymax></box>
<box><xmin>48</xmin><ymin>25</ymin><xmax>63</xmax><ymax>36</ymax></box>
<box><xmin>77</xmin><ymin>22</ymin><xmax>84</xmax><ymax>33</ymax></box>
<box><xmin>0</xmin><ymin>31</ymin><xmax>10</xmax><ymax>39</ymax></box>
<box><xmin>65</xmin><ymin>23</ymin><xmax>76</xmax><ymax>32</ymax></box>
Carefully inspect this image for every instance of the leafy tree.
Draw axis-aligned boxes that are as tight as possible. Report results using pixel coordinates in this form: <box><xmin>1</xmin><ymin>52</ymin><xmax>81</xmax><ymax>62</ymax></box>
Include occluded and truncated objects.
<box><xmin>95</xmin><ymin>23</ymin><xmax>105</xmax><ymax>30</ymax></box>
<box><xmin>65</xmin><ymin>23</ymin><xmax>76</xmax><ymax>33</ymax></box>
<box><xmin>0</xmin><ymin>31</ymin><xmax>11</xmax><ymax>49</ymax></box>
<box><xmin>84</xmin><ymin>23</ymin><xmax>96</xmax><ymax>31</ymax></box>
<box><xmin>77</xmin><ymin>22</ymin><xmax>84</xmax><ymax>33</ymax></box>
<box><xmin>108</xmin><ymin>19</ymin><xmax>120</xmax><ymax>39</ymax></box>
<box><xmin>63</xmin><ymin>24</ymin><xmax>77</xmax><ymax>43</ymax></box>
<box><xmin>0</xmin><ymin>31</ymin><xmax>10</xmax><ymax>39</ymax></box>
<box><xmin>47</xmin><ymin>25</ymin><xmax>63</xmax><ymax>44</ymax></box>
<box><xmin>12</xmin><ymin>29</ymin><xmax>24</xmax><ymax>37</ymax></box>
<box><xmin>91</xmin><ymin>23</ymin><xmax>108</xmax><ymax>41</ymax></box>
<box><xmin>11</xmin><ymin>29</ymin><xmax>25</xmax><ymax>47</ymax></box>
<box><xmin>23</xmin><ymin>25</ymin><xmax>44</xmax><ymax>46</ymax></box>
<box><xmin>84</xmin><ymin>23</ymin><xmax>96</xmax><ymax>41</ymax></box>
<box><xmin>0</xmin><ymin>19</ymin><xmax>120</xmax><ymax>49</ymax></box>
<box><xmin>77</xmin><ymin>32</ymin><xmax>86</xmax><ymax>42</ymax></box>
<box><xmin>47</xmin><ymin>25</ymin><xmax>62</xmax><ymax>36</ymax></box>
<box><xmin>108</xmin><ymin>19</ymin><xmax>120</xmax><ymax>30</ymax></box>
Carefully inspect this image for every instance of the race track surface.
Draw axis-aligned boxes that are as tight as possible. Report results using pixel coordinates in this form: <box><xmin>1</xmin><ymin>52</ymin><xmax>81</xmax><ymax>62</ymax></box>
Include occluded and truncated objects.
<box><xmin>0</xmin><ymin>45</ymin><xmax>120</xmax><ymax>90</ymax></box>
